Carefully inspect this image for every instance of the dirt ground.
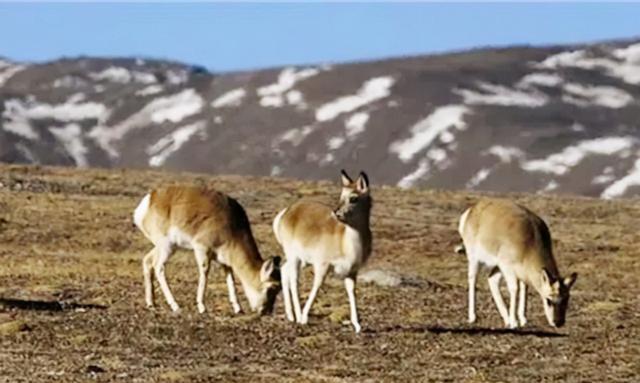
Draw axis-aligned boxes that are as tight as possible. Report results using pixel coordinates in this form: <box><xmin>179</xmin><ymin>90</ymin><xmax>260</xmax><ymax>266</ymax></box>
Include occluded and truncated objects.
<box><xmin>0</xmin><ymin>164</ymin><xmax>638</xmax><ymax>382</ymax></box>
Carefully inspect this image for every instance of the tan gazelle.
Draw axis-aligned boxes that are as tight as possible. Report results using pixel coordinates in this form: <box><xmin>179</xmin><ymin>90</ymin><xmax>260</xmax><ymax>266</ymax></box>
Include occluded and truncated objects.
<box><xmin>133</xmin><ymin>186</ymin><xmax>281</xmax><ymax>315</ymax></box>
<box><xmin>457</xmin><ymin>198</ymin><xmax>578</xmax><ymax>328</ymax></box>
<box><xmin>273</xmin><ymin>170</ymin><xmax>372</xmax><ymax>333</ymax></box>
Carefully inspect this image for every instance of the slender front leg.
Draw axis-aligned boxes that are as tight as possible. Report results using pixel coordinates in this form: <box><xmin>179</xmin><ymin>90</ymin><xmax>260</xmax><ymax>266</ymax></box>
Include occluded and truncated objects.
<box><xmin>154</xmin><ymin>244</ymin><xmax>180</xmax><ymax>312</ymax></box>
<box><xmin>488</xmin><ymin>269</ymin><xmax>509</xmax><ymax>326</ymax></box>
<box><xmin>224</xmin><ymin>266</ymin><xmax>242</xmax><ymax>314</ymax></box>
<box><xmin>467</xmin><ymin>259</ymin><xmax>479</xmax><ymax>324</ymax></box>
<box><xmin>288</xmin><ymin>258</ymin><xmax>303</xmax><ymax>322</ymax></box>
<box><xmin>300</xmin><ymin>263</ymin><xmax>330</xmax><ymax>324</ymax></box>
<box><xmin>344</xmin><ymin>276</ymin><xmax>361</xmax><ymax>333</ymax></box>
<box><xmin>503</xmin><ymin>272</ymin><xmax>519</xmax><ymax>329</ymax></box>
<box><xmin>194</xmin><ymin>246</ymin><xmax>211</xmax><ymax>314</ymax></box>
<box><xmin>142</xmin><ymin>248</ymin><xmax>157</xmax><ymax>308</ymax></box>
<box><xmin>518</xmin><ymin>280</ymin><xmax>527</xmax><ymax>327</ymax></box>
<box><xmin>281</xmin><ymin>261</ymin><xmax>295</xmax><ymax>322</ymax></box>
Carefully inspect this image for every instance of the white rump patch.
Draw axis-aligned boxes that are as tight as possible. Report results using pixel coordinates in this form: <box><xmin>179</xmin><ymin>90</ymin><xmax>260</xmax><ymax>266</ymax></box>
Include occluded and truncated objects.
<box><xmin>147</xmin><ymin>121</ymin><xmax>207</xmax><ymax>167</ymax></box>
<box><xmin>390</xmin><ymin>105</ymin><xmax>470</xmax><ymax>163</ymax></box>
<box><xmin>211</xmin><ymin>88</ymin><xmax>246</xmax><ymax>108</ymax></box>
<box><xmin>133</xmin><ymin>193</ymin><xmax>151</xmax><ymax>230</ymax></box>
<box><xmin>522</xmin><ymin>137</ymin><xmax>635</xmax><ymax>175</ymax></box>
<box><xmin>315</xmin><ymin>76</ymin><xmax>394</xmax><ymax>122</ymax></box>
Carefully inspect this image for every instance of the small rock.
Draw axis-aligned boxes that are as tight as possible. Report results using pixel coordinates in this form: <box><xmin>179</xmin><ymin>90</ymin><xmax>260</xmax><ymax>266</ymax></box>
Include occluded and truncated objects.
<box><xmin>0</xmin><ymin>320</ymin><xmax>31</xmax><ymax>336</ymax></box>
<box><xmin>86</xmin><ymin>365</ymin><xmax>106</xmax><ymax>374</ymax></box>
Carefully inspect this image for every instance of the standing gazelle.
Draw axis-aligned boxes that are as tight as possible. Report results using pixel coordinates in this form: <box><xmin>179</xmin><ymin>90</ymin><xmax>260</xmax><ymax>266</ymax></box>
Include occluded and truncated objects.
<box><xmin>133</xmin><ymin>186</ymin><xmax>281</xmax><ymax>315</ymax></box>
<box><xmin>458</xmin><ymin>198</ymin><xmax>577</xmax><ymax>328</ymax></box>
<box><xmin>273</xmin><ymin>170</ymin><xmax>372</xmax><ymax>333</ymax></box>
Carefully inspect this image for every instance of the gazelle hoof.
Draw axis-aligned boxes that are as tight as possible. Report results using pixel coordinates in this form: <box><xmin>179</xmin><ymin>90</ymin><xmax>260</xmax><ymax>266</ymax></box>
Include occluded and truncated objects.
<box><xmin>197</xmin><ymin>303</ymin><xmax>206</xmax><ymax>314</ymax></box>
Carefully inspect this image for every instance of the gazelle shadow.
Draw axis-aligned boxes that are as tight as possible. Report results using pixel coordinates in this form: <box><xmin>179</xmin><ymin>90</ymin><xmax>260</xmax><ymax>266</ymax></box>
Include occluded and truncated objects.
<box><xmin>0</xmin><ymin>298</ymin><xmax>107</xmax><ymax>312</ymax></box>
<box><xmin>368</xmin><ymin>324</ymin><xmax>565</xmax><ymax>338</ymax></box>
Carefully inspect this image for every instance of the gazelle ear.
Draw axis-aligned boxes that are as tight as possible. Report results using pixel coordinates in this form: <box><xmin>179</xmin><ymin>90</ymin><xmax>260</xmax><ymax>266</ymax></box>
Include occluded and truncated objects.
<box><xmin>341</xmin><ymin>169</ymin><xmax>353</xmax><ymax>187</ymax></box>
<box><xmin>260</xmin><ymin>258</ymin><xmax>276</xmax><ymax>282</ymax></box>
<box><xmin>541</xmin><ymin>268</ymin><xmax>553</xmax><ymax>287</ymax></box>
<box><xmin>564</xmin><ymin>272</ymin><xmax>577</xmax><ymax>289</ymax></box>
<box><xmin>356</xmin><ymin>171</ymin><xmax>369</xmax><ymax>193</ymax></box>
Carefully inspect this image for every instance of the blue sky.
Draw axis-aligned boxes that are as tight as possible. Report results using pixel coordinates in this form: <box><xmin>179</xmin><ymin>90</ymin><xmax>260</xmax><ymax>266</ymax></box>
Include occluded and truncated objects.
<box><xmin>0</xmin><ymin>3</ymin><xmax>639</xmax><ymax>72</ymax></box>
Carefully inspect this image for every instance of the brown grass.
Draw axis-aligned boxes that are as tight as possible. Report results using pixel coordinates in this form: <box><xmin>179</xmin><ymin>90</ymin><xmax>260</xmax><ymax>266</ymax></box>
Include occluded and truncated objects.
<box><xmin>0</xmin><ymin>164</ymin><xmax>638</xmax><ymax>382</ymax></box>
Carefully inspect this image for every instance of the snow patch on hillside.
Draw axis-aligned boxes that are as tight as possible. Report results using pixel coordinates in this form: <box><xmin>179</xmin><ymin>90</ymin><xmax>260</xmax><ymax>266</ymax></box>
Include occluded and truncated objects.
<box><xmin>390</xmin><ymin>105</ymin><xmax>470</xmax><ymax>162</ymax></box>
<box><xmin>522</xmin><ymin>137</ymin><xmax>634</xmax><ymax>175</ymax></box>
<box><xmin>466</xmin><ymin>168</ymin><xmax>491</xmax><ymax>188</ymax></box>
<box><xmin>454</xmin><ymin>82</ymin><xmax>548</xmax><ymax>107</ymax></box>
<box><xmin>486</xmin><ymin>146</ymin><xmax>524</xmax><ymax>163</ymax></box>
<box><xmin>0</xmin><ymin>63</ymin><xmax>26</xmax><ymax>87</ymax></box>
<box><xmin>397</xmin><ymin>159</ymin><xmax>430</xmax><ymax>189</ymax></box>
<box><xmin>316</xmin><ymin>76</ymin><xmax>395</xmax><ymax>122</ymax></box>
<box><xmin>49</xmin><ymin>124</ymin><xmax>89</xmax><ymax>167</ymax></box>
<box><xmin>136</xmin><ymin>85</ymin><xmax>163</xmax><ymax>97</ymax></box>
<box><xmin>212</xmin><ymin>88</ymin><xmax>246</xmax><ymax>108</ymax></box>
<box><xmin>90</xmin><ymin>66</ymin><xmax>157</xmax><ymax>84</ymax></box>
<box><xmin>273</xmin><ymin>125</ymin><xmax>316</xmax><ymax>147</ymax></box>
<box><xmin>147</xmin><ymin>121</ymin><xmax>207</xmax><ymax>167</ymax></box>
<box><xmin>345</xmin><ymin>112</ymin><xmax>370</xmax><ymax>138</ymax></box>
<box><xmin>537</xmin><ymin>45</ymin><xmax>640</xmax><ymax>84</ymax></box>
<box><xmin>592</xmin><ymin>166</ymin><xmax>616</xmax><ymax>185</ymax></box>
<box><xmin>258</xmin><ymin>67</ymin><xmax>319</xmax><ymax>108</ymax></box>
<box><xmin>602</xmin><ymin>158</ymin><xmax>640</xmax><ymax>199</ymax></box>
<box><xmin>89</xmin><ymin>89</ymin><xmax>203</xmax><ymax>158</ymax></box>
<box><xmin>562</xmin><ymin>83</ymin><xmax>632</xmax><ymax>109</ymax></box>
<box><xmin>517</xmin><ymin>72</ymin><xmax>563</xmax><ymax>88</ymax></box>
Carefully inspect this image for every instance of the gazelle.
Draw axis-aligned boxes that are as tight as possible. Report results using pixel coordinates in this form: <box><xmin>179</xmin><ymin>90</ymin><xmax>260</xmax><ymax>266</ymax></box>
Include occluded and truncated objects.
<box><xmin>133</xmin><ymin>186</ymin><xmax>281</xmax><ymax>315</ymax></box>
<box><xmin>273</xmin><ymin>170</ymin><xmax>372</xmax><ymax>333</ymax></box>
<box><xmin>457</xmin><ymin>198</ymin><xmax>577</xmax><ymax>328</ymax></box>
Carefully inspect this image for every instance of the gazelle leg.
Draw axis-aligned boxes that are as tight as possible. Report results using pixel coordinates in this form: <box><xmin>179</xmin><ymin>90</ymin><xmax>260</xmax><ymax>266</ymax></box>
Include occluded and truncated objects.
<box><xmin>288</xmin><ymin>258</ymin><xmax>303</xmax><ymax>322</ymax></box>
<box><xmin>344</xmin><ymin>276</ymin><xmax>361</xmax><ymax>333</ymax></box>
<box><xmin>154</xmin><ymin>243</ymin><xmax>179</xmax><ymax>312</ymax></box>
<box><xmin>224</xmin><ymin>266</ymin><xmax>242</xmax><ymax>314</ymax></box>
<box><xmin>503</xmin><ymin>271</ymin><xmax>519</xmax><ymax>329</ymax></box>
<box><xmin>281</xmin><ymin>260</ymin><xmax>295</xmax><ymax>322</ymax></box>
<box><xmin>300</xmin><ymin>263</ymin><xmax>330</xmax><ymax>324</ymax></box>
<box><xmin>488</xmin><ymin>268</ymin><xmax>509</xmax><ymax>326</ymax></box>
<box><xmin>194</xmin><ymin>246</ymin><xmax>211</xmax><ymax>314</ymax></box>
<box><xmin>142</xmin><ymin>248</ymin><xmax>157</xmax><ymax>308</ymax></box>
<box><xmin>518</xmin><ymin>280</ymin><xmax>527</xmax><ymax>326</ymax></box>
<box><xmin>467</xmin><ymin>259</ymin><xmax>480</xmax><ymax>324</ymax></box>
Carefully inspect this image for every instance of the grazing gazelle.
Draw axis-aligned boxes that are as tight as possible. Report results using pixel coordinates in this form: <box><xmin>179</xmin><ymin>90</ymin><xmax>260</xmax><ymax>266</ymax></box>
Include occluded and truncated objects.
<box><xmin>273</xmin><ymin>170</ymin><xmax>372</xmax><ymax>333</ymax></box>
<box><xmin>457</xmin><ymin>198</ymin><xmax>577</xmax><ymax>328</ymax></box>
<box><xmin>133</xmin><ymin>186</ymin><xmax>281</xmax><ymax>315</ymax></box>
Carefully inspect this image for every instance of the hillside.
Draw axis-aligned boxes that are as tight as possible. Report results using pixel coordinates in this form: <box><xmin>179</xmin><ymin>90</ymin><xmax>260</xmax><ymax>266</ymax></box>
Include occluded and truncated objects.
<box><xmin>0</xmin><ymin>164</ymin><xmax>638</xmax><ymax>381</ymax></box>
<box><xmin>2</xmin><ymin>39</ymin><xmax>640</xmax><ymax>198</ymax></box>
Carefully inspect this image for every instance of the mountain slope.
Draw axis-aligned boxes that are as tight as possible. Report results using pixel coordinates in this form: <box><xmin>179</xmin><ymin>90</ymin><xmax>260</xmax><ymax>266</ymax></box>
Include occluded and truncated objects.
<box><xmin>2</xmin><ymin>39</ymin><xmax>640</xmax><ymax>198</ymax></box>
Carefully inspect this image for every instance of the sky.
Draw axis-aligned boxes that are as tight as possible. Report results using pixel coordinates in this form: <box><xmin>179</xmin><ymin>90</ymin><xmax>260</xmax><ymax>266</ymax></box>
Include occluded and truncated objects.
<box><xmin>0</xmin><ymin>3</ymin><xmax>639</xmax><ymax>72</ymax></box>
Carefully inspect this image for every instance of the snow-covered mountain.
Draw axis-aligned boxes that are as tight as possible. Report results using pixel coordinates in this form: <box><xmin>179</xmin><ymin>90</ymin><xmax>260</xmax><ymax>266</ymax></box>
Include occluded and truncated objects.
<box><xmin>2</xmin><ymin>39</ymin><xmax>640</xmax><ymax>198</ymax></box>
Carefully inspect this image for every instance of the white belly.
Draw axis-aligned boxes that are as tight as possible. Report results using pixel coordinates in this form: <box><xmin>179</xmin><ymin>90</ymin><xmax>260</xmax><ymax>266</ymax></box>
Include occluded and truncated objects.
<box><xmin>167</xmin><ymin>226</ymin><xmax>194</xmax><ymax>250</ymax></box>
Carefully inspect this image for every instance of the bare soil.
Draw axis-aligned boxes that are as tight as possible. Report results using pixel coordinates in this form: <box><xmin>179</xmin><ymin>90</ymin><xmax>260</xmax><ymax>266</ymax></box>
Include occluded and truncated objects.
<box><xmin>0</xmin><ymin>164</ymin><xmax>638</xmax><ymax>382</ymax></box>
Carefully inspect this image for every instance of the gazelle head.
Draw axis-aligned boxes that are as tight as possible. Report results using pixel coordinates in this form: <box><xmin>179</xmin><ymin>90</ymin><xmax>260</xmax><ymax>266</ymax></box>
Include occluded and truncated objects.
<box><xmin>252</xmin><ymin>256</ymin><xmax>282</xmax><ymax>315</ymax></box>
<box><xmin>334</xmin><ymin>170</ymin><xmax>371</xmax><ymax>225</ymax></box>
<box><xmin>540</xmin><ymin>268</ymin><xmax>578</xmax><ymax>327</ymax></box>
